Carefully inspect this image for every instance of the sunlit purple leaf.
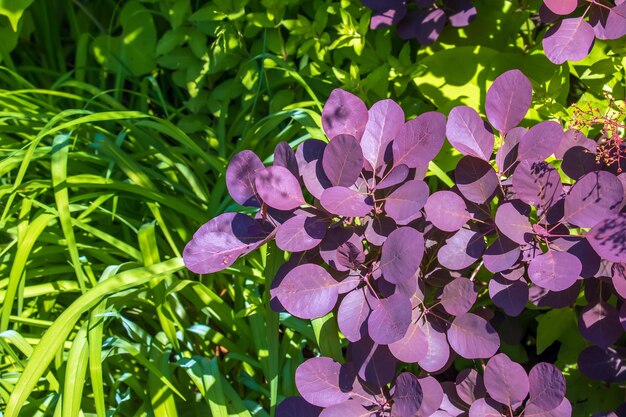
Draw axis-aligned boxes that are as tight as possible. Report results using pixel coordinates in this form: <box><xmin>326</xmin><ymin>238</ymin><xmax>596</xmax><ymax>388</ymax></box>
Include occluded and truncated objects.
<box><xmin>528</xmin><ymin>250</ymin><xmax>581</xmax><ymax>291</ymax></box>
<box><xmin>590</xmin><ymin>2</ymin><xmax>626</xmax><ymax>40</ymax></box>
<box><xmin>578</xmin><ymin>346</ymin><xmax>626</xmax><ymax>382</ymax></box>
<box><xmin>364</xmin><ymin>215</ymin><xmax>397</xmax><ymax>246</ymax></box>
<box><xmin>338</xmin><ymin>289</ymin><xmax>370</xmax><ymax>342</ymax></box>
<box><xmin>528</xmin><ymin>363</ymin><xmax>566</xmax><ymax>412</ymax></box>
<box><xmin>296</xmin><ymin>139</ymin><xmax>326</xmax><ymax>171</ymax></box>
<box><xmin>392</xmin><ymin>112</ymin><xmax>447</xmax><ymax>168</ymax></box>
<box><xmin>424</xmin><ymin>191</ymin><xmax>470</xmax><ymax>232</ymax></box>
<box><xmin>226</xmin><ymin>150</ymin><xmax>264</xmax><ymax>206</ymax></box>
<box><xmin>370</xmin><ymin>6</ymin><xmax>407</xmax><ymax>29</ymax></box>
<box><xmin>483</xmin><ymin>236</ymin><xmax>522</xmax><ymax>273</ymax></box>
<box><xmin>275</xmin><ymin>214</ymin><xmax>327</xmax><ymax>252</ymax></box>
<box><xmin>484</xmin><ymin>353</ymin><xmax>529</xmax><ymax>407</ymax></box>
<box><xmin>320</xmin><ymin>187</ymin><xmax>373</xmax><ymax>217</ymax></box>
<box><xmin>415</xmin><ymin>376</ymin><xmax>444</xmax><ymax>417</ymax></box>
<box><xmin>512</xmin><ymin>160</ymin><xmax>562</xmax><ymax>208</ymax></box>
<box><xmin>447</xmin><ymin>313</ymin><xmax>500</xmax><ymax>359</ymax></box>
<box><xmin>381</xmin><ymin>227</ymin><xmax>424</xmax><ymax>285</ymax></box>
<box><xmin>455</xmin><ymin>156</ymin><xmax>499</xmax><ymax>204</ymax></box>
<box><xmin>319</xmin><ymin>400</ymin><xmax>372</xmax><ymax>417</ymax></box>
<box><xmin>274</xmin><ymin>142</ymin><xmax>299</xmax><ymax>178</ymax></box>
<box><xmin>384</xmin><ymin>180</ymin><xmax>429</xmax><ymax>225</ymax></box>
<box><xmin>368</xmin><ymin>293</ymin><xmax>412</xmax><ymax>345</ymax></box>
<box><xmin>255</xmin><ymin>166</ymin><xmax>305</xmax><ymax>210</ymax></box>
<box><xmin>468</xmin><ymin>398</ymin><xmax>502</xmax><ymax>417</ymax></box>
<box><xmin>322</xmin><ymin>134</ymin><xmax>364</xmax><ymax>187</ymax></box>
<box><xmin>455</xmin><ymin>368</ymin><xmax>486</xmax><ymax>405</ymax></box>
<box><xmin>524</xmin><ymin>398</ymin><xmax>572</xmax><ymax>417</ymax></box>
<box><xmin>276</xmin><ymin>397</ymin><xmax>322</xmax><ymax>417</ymax></box>
<box><xmin>322</xmin><ymin>89</ymin><xmax>368</xmax><ymax>141</ymax></box>
<box><xmin>446</xmin><ymin>106</ymin><xmax>494</xmax><ymax>160</ymax></box>
<box><xmin>564</xmin><ymin>171</ymin><xmax>623</xmax><ymax>228</ymax></box>
<box><xmin>543</xmin><ymin>17</ymin><xmax>595</xmax><ymax>65</ymax></box>
<box><xmin>389</xmin><ymin>316</ymin><xmax>450</xmax><ymax>373</ymax></box>
<box><xmin>494</xmin><ymin>200</ymin><xmax>533</xmax><ymax>245</ymax></box>
<box><xmin>438</xmin><ymin>226</ymin><xmax>485</xmax><ymax>271</ymax></box>
<box><xmin>578</xmin><ymin>300</ymin><xmax>622</xmax><ymax>349</ymax></box>
<box><xmin>529</xmin><ymin>282</ymin><xmax>581</xmax><ymax>308</ymax></box>
<box><xmin>587</xmin><ymin>213</ymin><xmax>626</xmax><ymax>263</ymax></box>
<box><xmin>440</xmin><ymin>277</ymin><xmax>477</xmax><ymax>316</ymax></box>
<box><xmin>496</xmin><ymin>127</ymin><xmax>525</xmax><ymax>174</ymax></box>
<box><xmin>485</xmin><ymin>69</ymin><xmax>532</xmax><ymax>135</ymax></box>
<box><xmin>374</xmin><ymin>164</ymin><xmax>410</xmax><ymax>190</ymax></box>
<box><xmin>517</xmin><ymin>121</ymin><xmax>563</xmax><ymax>162</ymax></box>
<box><xmin>447</xmin><ymin>0</ymin><xmax>478</xmax><ymax>27</ymax></box>
<box><xmin>295</xmin><ymin>357</ymin><xmax>355</xmax><ymax>407</ymax></box>
<box><xmin>276</xmin><ymin>264</ymin><xmax>339</xmax><ymax>319</ymax></box>
<box><xmin>551</xmin><ymin>237</ymin><xmax>600</xmax><ymax>278</ymax></box>
<box><xmin>360</xmin><ymin>99</ymin><xmax>404</xmax><ymax>173</ymax></box>
<box><xmin>555</xmin><ymin>129</ymin><xmax>596</xmax><ymax>159</ymax></box>
<box><xmin>544</xmin><ymin>0</ymin><xmax>578</xmax><ymax>15</ymax></box>
<box><xmin>489</xmin><ymin>274</ymin><xmax>528</xmax><ymax>317</ymax></box>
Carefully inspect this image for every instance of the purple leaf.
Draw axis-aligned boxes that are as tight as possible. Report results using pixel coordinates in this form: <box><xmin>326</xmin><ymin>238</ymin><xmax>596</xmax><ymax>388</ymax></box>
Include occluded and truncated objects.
<box><xmin>296</xmin><ymin>139</ymin><xmax>326</xmax><ymax>171</ymax></box>
<box><xmin>440</xmin><ymin>277</ymin><xmax>478</xmax><ymax>316</ymax></box>
<box><xmin>587</xmin><ymin>213</ymin><xmax>626</xmax><ymax>263</ymax></box>
<box><xmin>371</xmin><ymin>6</ymin><xmax>407</xmax><ymax>29</ymax></box>
<box><xmin>528</xmin><ymin>250</ymin><xmax>582</xmax><ymax>291</ymax></box>
<box><xmin>529</xmin><ymin>282</ymin><xmax>581</xmax><ymax>308</ymax></box>
<box><xmin>226</xmin><ymin>150</ymin><xmax>264</xmax><ymax>206</ymax></box>
<box><xmin>322</xmin><ymin>89</ymin><xmax>368</xmax><ymax>141</ymax></box>
<box><xmin>456</xmin><ymin>369</ymin><xmax>486</xmax><ymax>405</ymax></box>
<box><xmin>517</xmin><ymin>121</ymin><xmax>563</xmax><ymax>162</ymax></box>
<box><xmin>447</xmin><ymin>313</ymin><xmax>500</xmax><ymax>359</ymax></box>
<box><xmin>591</xmin><ymin>2</ymin><xmax>626</xmax><ymax>40</ymax></box>
<box><xmin>302</xmin><ymin>160</ymin><xmax>332</xmax><ymax>200</ymax></box>
<box><xmin>364</xmin><ymin>215</ymin><xmax>397</xmax><ymax>246</ymax></box>
<box><xmin>415</xmin><ymin>376</ymin><xmax>444</xmax><ymax>417</ymax></box>
<box><xmin>543</xmin><ymin>17</ymin><xmax>595</xmax><ymax>65</ymax></box>
<box><xmin>468</xmin><ymin>398</ymin><xmax>502</xmax><ymax>417</ymax></box>
<box><xmin>494</xmin><ymin>200</ymin><xmax>533</xmax><ymax>245</ymax></box>
<box><xmin>555</xmin><ymin>129</ymin><xmax>596</xmax><ymax>159</ymax></box>
<box><xmin>424</xmin><ymin>191</ymin><xmax>470</xmax><ymax>232</ymax></box>
<box><xmin>322</xmin><ymin>134</ymin><xmax>364</xmax><ymax>187</ymax></box>
<box><xmin>275</xmin><ymin>214</ymin><xmax>327</xmax><ymax>252</ymax></box>
<box><xmin>374</xmin><ymin>164</ymin><xmax>410</xmax><ymax>190</ymax></box>
<box><xmin>276</xmin><ymin>264</ymin><xmax>339</xmax><ymax>319</ymax></box>
<box><xmin>496</xmin><ymin>127</ymin><xmax>525</xmax><ymax>174</ymax></box>
<box><xmin>348</xmin><ymin>337</ymin><xmax>397</xmax><ymax>389</ymax></box>
<box><xmin>551</xmin><ymin>237</ymin><xmax>600</xmax><ymax>278</ymax></box>
<box><xmin>255</xmin><ymin>166</ymin><xmax>305</xmax><ymax>210</ymax></box>
<box><xmin>319</xmin><ymin>401</ymin><xmax>372</xmax><ymax>417</ymax></box>
<box><xmin>437</xmin><ymin>227</ymin><xmax>486</xmax><ymax>271</ymax></box>
<box><xmin>338</xmin><ymin>289</ymin><xmax>370</xmax><ymax>342</ymax></box>
<box><xmin>447</xmin><ymin>0</ymin><xmax>478</xmax><ymax>27</ymax></box>
<box><xmin>612</xmin><ymin>263</ymin><xmax>626</xmax><ymax>299</ymax></box>
<box><xmin>489</xmin><ymin>274</ymin><xmax>528</xmax><ymax>317</ymax></box>
<box><xmin>484</xmin><ymin>353</ymin><xmax>529</xmax><ymax>407</ymax></box>
<box><xmin>483</xmin><ymin>236</ymin><xmax>522</xmax><ymax>273</ymax></box>
<box><xmin>320</xmin><ymin>187</ymin><xmax>373</xmax><ymax>217</ymax></box>
<box><xmin>337</xmin><ymin>242</ymin><xmax>365</xmax><ymax>270</ymax></box>
<box><xmin>524</xmin><ymin>398</ymin><xmax>572</xmax><ymax>417</ymax></box>
<box><xmin>578</xmin><ymin>300</ymin><xmax>622</xmax><ymax>348</ymax></box>
<box><xmin>276</xmin><ymin>397</ymin><xmax>322</xmax><ymax>417</ymax></box>
<box><xmin>578</xmin><ymin>346</ymin><xmax>626</xmax><ymax>382</ymax></box>
<box><xmin>295</xmin><ymin>357</ymin><xmax>354</xmax><ymax>407</ymax></box>
<box><xmin>274</xmin><ymin>142</ymin><xmax>299</xmax><ymax>178</ymax></box>
<box><xmin>392</xmin><ymin>112</ymin><xmax>447</xmax><ymax>168</ymax></box>
<box><xmin>564</xmin><ymin>171</ymin><xmax>623</xmax><ymax>228</ymax></box>
<box><xmin>561</xmin><ymin>146</ymin><xmax>598</xmax><ymax>181</ymax></box>
<box><xmin>397</xmin><ymin>9</ymin><xmax>447</xmax><ymax>44</ymax></box>
<box><xmin>393</xmin><ymin>373</ymin><xmax>423</xmax><ymax>417</ymax></box>
<box><xmin>512</xmin><ymin>160</ymin><xmax>562</xmax><ymax>208</ymax></box>
<box><xmin>360</xmin><ymin>99</ymin><xmax>404</xmax><ymax>173</ymax></box>
<box><xmin>381</xmin><ymin>227</ymin><xmax>425</xmax><ymax>284</ymax></box>
<box><xmin>485</xmin><ymin>69</ymin><xmax>532</xmax><ymax>135</ymax></box>
<box><xmin>183</xmin><ymin>213</ymin><xmax>267</xmax><ymax>274</ymax></box>
<box><xmin>543</xmin><ymin>0</ymin><xmax>578</xmax><ymax>15</ymax></box>
<box><xmin>368</xmin><ymin>293</ymin><xmax>412</xmax><ymax>345</ymax></box>
<box><xmin>319</xmin><ymin>227</ymin><xmax>363</xmax><ymax>271</ymax></box>
<box><xmin>446</xmin><ymin>106</ymin><xmax>494</xmax><ymax>160</ymax></box>
<box><xmin>528</xmin><ymin>363</ymin><xmax>566</xmax><ymax>412</ymax></box>
<box><xmin>384</xmin><ymin>180</ymin><xmax>429</xmax><ymax>224</ymax></box>
<box><xmin>455</xmin><ymin>156</ymin><xmax>499</xmax><ymax>204</ymax></box>
<box><xmin>389</xmin><ymin>317</ymin><xmax>450</xmax><ymax>372</ymax></box>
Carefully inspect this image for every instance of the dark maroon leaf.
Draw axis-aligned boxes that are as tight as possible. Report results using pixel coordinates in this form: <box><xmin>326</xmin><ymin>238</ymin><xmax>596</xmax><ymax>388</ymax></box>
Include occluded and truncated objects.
<box><xmin>484</xmin><ymin>353</ymin><xmax>529</xmax><ymax>407</ymax></box>
<box><xmin>302</xmin><ymin>159</ymin><xmax>332</xmax><ymax>200</ymax></box>
<box><xmin>384</xmin><ymin>180</ymin><xmax>429</xmax><ymax>225</ymax></box>
<box><xmin>528</xmin><ymin>250</ymin><xmax>581</xmax><ymax>291</ymax></box>
<box><xmin>489</xmin><ymin>274</ymin><xmax>528</xmax><ymax>317</ymax></box>
<box><xmin>485</xmin><ymin>69</ymin><xmax>532</xmax><ymax>135</ymax></box>
<box><xmin>455</xmin><ymin>156</ymin><xmax>499</xmax><ymax>204</ymax></box>
<box><xmin>275</xmin><ymin>214</ymin><xmax>327</xmax><ymax>252</ymax></box>
<box><xmin>320</xmin><ymin>187</ymin><xmax>373</xmax><ymax>217</ymax></box>
<box><xmin>381</xmin><ymin>227</ymin><xmax>425</xmax><ymax>284</ymax></box>
<box><xmin>551</xmin><ymin>237</ymin><xmax>600</xmax><ymax>278</ymax></box>
<box><xmin>348</xmin><ymin>337</ymin><xmax>397</xmax><ymax>389</ymax></box>
<box><xmin>397</xmin><ymin>9</ymin><xmax>447</xmax><ymax>44</ymax></box>
<box><xmin>276</xmin><ymin>264</ymin><xmax>339</xmax><ymax>319</ymax></box>
<box><xmin>393</xmin><ymin>373</ymin><xmax>423</xmax><ymax>417</ymax></box>
<box><xmin>440</xmin><ymin>277</ymin><xmax>477</xmax><ymax>316</ymax></box>
<box><xmin>322</xmin><ymin>89</ymin><xmax>368</xmax><ymax>141</ymax></box>
<box><xmin>587</xmin><ymin>213</ymin><xmax>626</xmax><ymax>263</ymax></box>
<box><xmin>494</xmin><ymin>200</ymin><xmax>533</xmax><ymax>245</ymax></box>
<box><xmin>276</xmin><ymin>397</ymin><xmax>322</xmax><ymax>417</ymax></box>
<box><xmin>322</xmin><ymin>134</ymin><xmax>364</xmax><ymax>187</ymax></box>
<box><xmin>364</xmin><ymin>215</ymin><xmax>397</xmax><ymax>246</ymax></box>
<box><xmin>392</xmin><ymin>112</ymin><xmax>447</xmax><ymax>168</ymax></box>
<box><xmin>446</xmin><ymin>106</ymin><xmax>494</xmax><ymax>160</ymax></box>
<box><xmin>447</xmin><ymin>313</ymin><xmax>500</xmax><ymax>359</ymax></box>
<box><xmin>591</xmin><ymin>2</ymin><xmax>626</xmax><ymax>40</ymax></box>
<box><xmin>368</xmin><ymin>293</ymin><xmax>412</xmax><ymax>344</ymax></box>
<box><xmin>529</xmin><ymin>282</ymin><xmax>581</xmax><ymax>308</ymax></box>
<box><xmin>543</xmin><ymin>17</ymin><xmax>595</xmax><ymax>65</ymax></box>
<box><xmin>528</xmin><ymin>363</ymin><xmax>566</xmax><ymax>412</ymax></box>
<box><xmin>226</xmin><ymin>150</ymin><xmax>264</xmax><ymax>206</ymax></box>
<box><xmin>371</xmin><ymin>6</ymin><xmax>407</xmax><ymax>29</ymax></box>
<box><xmin>578</xmin><ymin>300</ymin><xmax>623</xmax><ymax>349</ymax></box>
<box><xmin>561</xmin><ymin>146</ymin><xmax>598</xmax><ymax>181</ymax></box>
<box><xmin>564</xmin><ymin>171</ymin><xmax>623</xmax><ymax>228</ymax></box>
<box><xmin>337</xmin><ymin>242</ymin><xmax>365</xmax><ymax>270</ymax></box>
<box><xmin>274</xmin><ymin>142</ymin><xmax>299</xmax><ymax>178</ymax></box>
<box><xmin>319</xmin><ymin>227</ymin><xmax>363</xmax><ymax>271</ymax></box>
<box><xmin>424</xmin><ymin>191</ymin><xmax>470</xmax><ymax>232</ymax></box>
<box><xmin>255</xmin><ymin>166</ymin><xmax>305</xmax><ymax>210</ymax></box>
<box><xmin>296</xmin><ymin>139</ymin><xmax>326</xmax><ymax>171</ymax></box>
<box><xmin>360</xmin><ymin>99</ymin><xmax>404</xmax><ymax>172</ymax></box>
<box><xmin>578</xmin><ymin>346</ymin><xmax>626</xmax><ymax>382</ymax></box>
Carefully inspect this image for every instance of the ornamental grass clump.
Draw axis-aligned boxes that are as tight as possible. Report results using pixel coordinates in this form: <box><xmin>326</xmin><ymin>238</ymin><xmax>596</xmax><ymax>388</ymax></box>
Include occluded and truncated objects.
<box><xmin>183</xmin><ymin>69</ymin><xmax>626</xmax><ymax>417</ymax></box>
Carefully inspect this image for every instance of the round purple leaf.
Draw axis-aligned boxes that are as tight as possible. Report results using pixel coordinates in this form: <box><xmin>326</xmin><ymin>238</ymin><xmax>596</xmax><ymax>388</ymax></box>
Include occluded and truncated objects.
<box><xmin>517</xmin><ymin>121</ymin><xmax>563</xmax><ymax>162</ymax></box>
<box><xmin>255</xmin><ymin>166</ymin><xmax>305</xmax><ymax>210</ymax></box>
<box><xmin>322</xmin><ymin>89</ymin><xmax>368</xmax><ymax>141</ymax></box>
<box><xmin>528</xmin><ymin>363</ymin><xmax>566</xmax><ymax>412</ymax></box>
<box><xmin>276</xmin><ymin>397</ymin><xmax>322</xmax><ymax>417</ymax></box>
<box><xmin>513</xmin><ymin>160</ymin><xmax>563</xmax><ymax>208</ymax></box>
<box><xmin>544</xmin><ymin>0</ymin><xmax>578</xmax><ymax>15</ymax></box>
<box><xmin>320</xmin><ymin>187</ymin><xmax>373</xmax><ymax>217</ymax></box>
<box><xmin>447</xmin><ymin>313</ymin><xmax>500</xmax><ymax>359</ymax></box>
<box><xmin>495</xmin><ymin>200</ymin><xmax>533</xmax><ymax>245</ymax></box>
<box><xmin>484</xmin><ymin>353</ymin><xmax>529</xmax><ymax>407</ymax></box>
<box><xmin>276</xmin><ymin>264</ymin><xmax>339</xmax><ymax>319</ymax></box>
<box><xmin>438</xmin><ymin>227</ymin><xmax>486</xmax><ymax>270</ymax></box>
<box><xmin>384</xmin><ymin>180</ymin><xmax>429</xmax><ymax>224</ymax></box>
<box><xmin>578</xmin><ymin>346</ymin><xmax>626</xmax><ymax>382</ymax></box>
<box><xmin>587</xmin><ymin>213</ymin><xmax>626</xmax><ymax>263</ymax></box>
<box><xmin>415</xmin><ymin>376</ymin><xmax>444</xmax><ymax>417</ymax></box>
<box><xmin>296</xmin><ymin>139</ymin><xmax>326</xmax><ymax>171</ymax></box>
<box><xmin>295</xmin><ymin>357</ymin><xmax>354</xmax><ymax>408</ymax></box>
<box><xmin>612</xmin><ymin>263</ymin><xmax>626</xmax><ymax>299</ymax></box>
<box><xmin>368</xmin><ymin>293</ymin><xmax>412</xmax><ymax>345</ymax></box>
<box><xmin>440</xmin><ymin>277</ymin><xmax>477</xmax><ymax>316</ymax></box>
<box><xmin>446</xmin><ymin>106</ymin><xmax>494</xmax><ymax>160</ymax></box>
<box><xmin>424</xmin><ymin>191</ymin><xmax>470</xmax><ymax>232</ymax></box>
<box><xmin>489</xmin><ymin>274</ymin><xmax>529</xmax><ymax>317</ymax></box>
<box><xmin>564</xmin><ymin>171</ymin><xmax>623</xmax><ymax>228</ymax></box>
<box><xmin>524</xmin><ymin>398</ymin><xmax>572</xmax><ymax>417</ymax></box>
<box><xmin>320</xmin><ymin>401</ymin><xmax>372</xmax><ymax>417</ymax></box>
<box><xmin>349</xmin><ymin>337</ymin><xmax>397</xmax><ymax>389</ymax></box>
<box><xmin>275</xmin><ymin>214</ymin><xmax>327</xmax><ymax>252</ymax></box>
<box><xmin>226</xmin><ymin>150</ymin><xmax>264</xmax><ymax>206</ymax></box>
<box><xmin>483</xmin><ymin>236</ymin><xmax>522</xmax><ymax>273</ymax></box>
<box><xmin>578</xmin><ymin>301</ymin><xmax>622</xmax><ymax>349</ymax></box>
<box><xmin>543</xmin><ymin>17</ymin><xmax>595</xmax><ymax>65</ymax></box>
<box><xmin>360</xmin><ymin>99</ymin><xmax>404</xmax><ymax>173</ymax></box>
<box><xmin>322</xmin><ymin>134</ymin><xmax>364</xmax><ymax>187</ymax></box>
<box><xmin>338</xmin><ymin>289</ymin><xmax>370</xmax><ymax>343</ymax></box>
<box><xmin>381</xmin><ymin>227</ymin><xmax>425</xmax><ymax>284</ymax></box>
<box><xmin>468</xmin><ymin>398</ymin><xmax>502</xmax><ymax>417</ymax></box>
<box><xmin>393</xmin><ymin>373</ymin><xmax>423</xmax><ymax>417</ymax></box>
<box><xmin>591</xmin><ymin>2</ymin><xmax>626</xmax><ymax>40</ymax></box>
<box><xmin>375</xmin><ymin>164</ymin><xmax>410</xmax><ymax>190</ymax></box>
<box><xmin>455</xmin><ymin>156</ymin><xmax>499</xmax><ymax>204</ymax></box>
<box><xmin>274</xmin><ymin>142</ymin><xmax>299</xmax><ymax>178</ymax></box>
<box><xmin>392</xmin><ymin>112</ymin><xmax>447</xmax><ymax>168</ymax></box>
<box><xmin>456</xmin><ymin>369</ymin><xmax>486</xmax><ymax>405</ymax></box>
<box><xmin>485</xmin><ymin>69</ymin><xmax>532</xmax><ymax>135</ymax></box>
<box><xmin>319</xmin><ymin>227</ymin><xmax>363</xmax><ymax>271</ymax></box>
<box><xmin>497</xmin><ymin>127</ymin><xmax>525</xmax><ymax>174</ymax></box>
<box><xmin>528</xmin><ymin>250</ymin><xmax>582</xmax><ymax>292</ymax></box>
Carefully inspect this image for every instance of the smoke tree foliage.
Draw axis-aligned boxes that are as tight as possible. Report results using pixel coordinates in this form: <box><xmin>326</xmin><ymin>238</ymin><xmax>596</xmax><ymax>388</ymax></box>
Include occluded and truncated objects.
<box><xmin>362</xmin><ymin>0</ymin><xmax>477</xmax><ymax>44</ymax></box>
<box><xmin>541</xmin><ymin>0</ymin><xmax>626</xmax><ymax>64</ymax></box>
<box><xmin>183</xmin><ymin>69</ymin><xmax>626</xmax><ymax>416</ymax></box>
